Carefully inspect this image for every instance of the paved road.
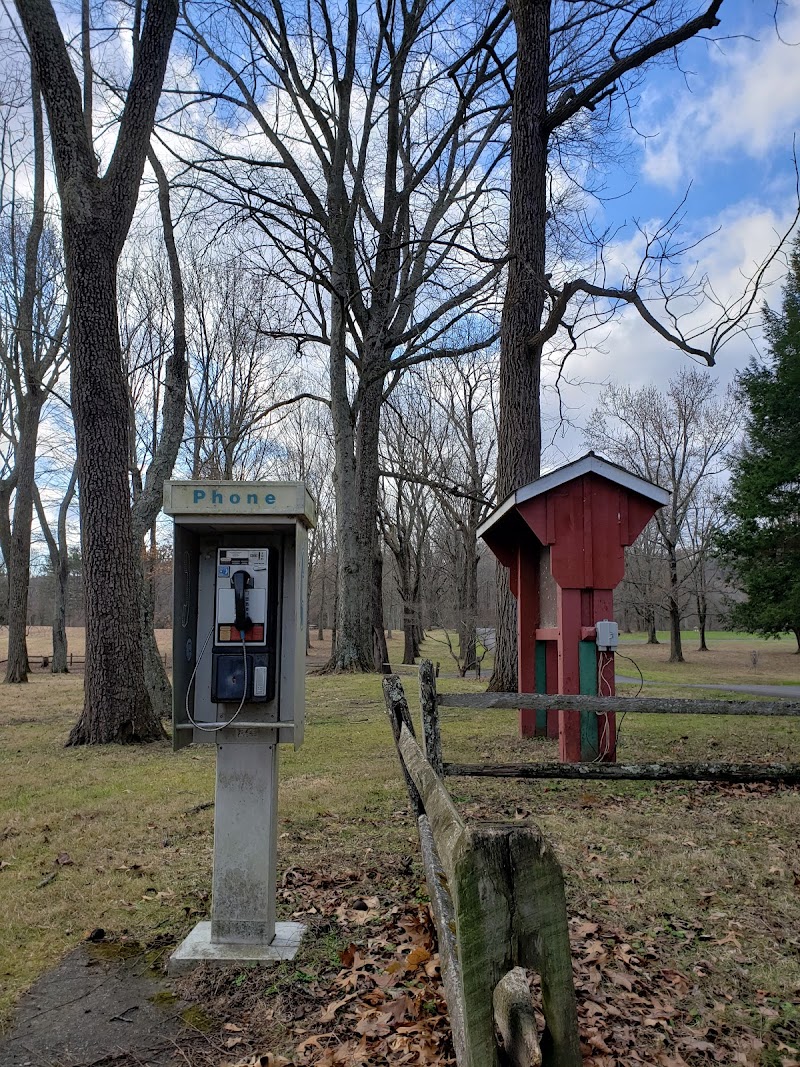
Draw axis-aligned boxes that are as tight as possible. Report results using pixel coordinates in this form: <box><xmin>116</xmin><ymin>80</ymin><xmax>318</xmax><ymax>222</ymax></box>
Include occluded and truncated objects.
<box><xmin>616</xmin><ymin>675</ymin><xmax>800</xmax><ymax>699</ymax></box>
<box><xmin>477</xmin><ymin>626</ymin><xmax>495</xmax><ymax>651</ymax></box>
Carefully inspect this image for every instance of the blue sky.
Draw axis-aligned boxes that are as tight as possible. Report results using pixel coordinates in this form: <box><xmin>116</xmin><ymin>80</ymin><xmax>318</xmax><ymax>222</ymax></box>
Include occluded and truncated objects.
<box><xmin>543</xmin><ymin>0</ymin><xmax>800</xmax><ymax>463</ymax></box>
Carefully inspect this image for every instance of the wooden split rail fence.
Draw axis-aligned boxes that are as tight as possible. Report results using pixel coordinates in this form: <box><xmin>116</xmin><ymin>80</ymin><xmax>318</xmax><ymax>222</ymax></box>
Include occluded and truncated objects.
<box><xmin>430</xmin><ymin>680</ymin><xmax>800</xmax><ymax>785</ymax></box>
<box><xmin>383</xmin><ymin>671</ymin><xmax>582</xmax><ymax>1067</ymax></box>
<box><xmin>383</xmin><ymin>661</ymin><xmax>800</xmax><ymax>1064</ymax></box>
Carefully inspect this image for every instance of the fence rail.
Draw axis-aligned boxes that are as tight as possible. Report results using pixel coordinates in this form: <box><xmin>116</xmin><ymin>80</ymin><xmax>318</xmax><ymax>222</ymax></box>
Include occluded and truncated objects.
<box><xmin>0</xmin><ymin>652</ymin><xmax>170</xmax><ymax>670</ymax></box>
<box><xmin>436</xmin><ymin>684</ymin><xmax>800</xmax><ymax>784</ymax></box>
<box><xmin>393</xmin><ymin>661</ymin><xmax>800</xmax><ymax>1061</ymax></box>
<box><xmin>438</xmin><ymin>691</ymin><xmax>800</xmax><ymax>717</ymax></box>
<box><xmin>444</xmin><ymin>760</ymin><xmax>800</xmax><ymax>783</ymax></box>
<box><xmin>383</xmin><ymin>669</ymin><xmax>581</xmax><ymax>1067</ymax></box>
<box><xmin>0</xmin><ymin>654</ymin><xmax>85</xmax><ymax>669</ymax></box>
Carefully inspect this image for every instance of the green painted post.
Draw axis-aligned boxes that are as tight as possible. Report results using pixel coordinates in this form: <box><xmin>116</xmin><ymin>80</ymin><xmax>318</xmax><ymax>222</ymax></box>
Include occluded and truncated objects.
<box><xmin>578</xmin><ymin>640</ymin><xmax>599</xmax><ymax>761</ymax></box>
<box><xmin>534</xmin><ymin>641</ymin><xmax>548</xmax><ymax>735</ymax></box>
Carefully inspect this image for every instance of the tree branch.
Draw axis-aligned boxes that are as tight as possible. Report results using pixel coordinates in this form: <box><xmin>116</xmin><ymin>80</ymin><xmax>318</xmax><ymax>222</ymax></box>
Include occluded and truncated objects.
<box><xmin>545</xmin><ymin>1</ymin><xmax>724</xmax><ymax>133</ymax></box>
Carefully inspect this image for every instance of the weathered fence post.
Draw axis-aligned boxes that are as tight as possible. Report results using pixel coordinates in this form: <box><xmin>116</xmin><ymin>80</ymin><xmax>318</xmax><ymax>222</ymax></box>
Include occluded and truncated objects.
<box><xmin>382</xmin><ymin>675</ymin><xmax>423</xmax><ymax>816</ymax></box>
<box><xmin>452</xmin><ymin>823</ymin><xmax>580</xmax><ymax>1067</ymax></box>
<box><xmin>419</xmin><ymin>658</ymin><xmax>443</xmax><ymax>777</ymax></box>
<box><xmin>385</xmin><ymin>674</ymin><xmax>581</xmax><ymax>1067</ymax></box>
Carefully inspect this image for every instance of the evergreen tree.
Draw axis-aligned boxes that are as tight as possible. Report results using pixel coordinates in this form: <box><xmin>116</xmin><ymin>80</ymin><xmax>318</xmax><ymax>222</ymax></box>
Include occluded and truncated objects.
<box><xmin>717</xmin><ymin>236</ymin><xmax>800</xmax><ymax>649</ymax></box>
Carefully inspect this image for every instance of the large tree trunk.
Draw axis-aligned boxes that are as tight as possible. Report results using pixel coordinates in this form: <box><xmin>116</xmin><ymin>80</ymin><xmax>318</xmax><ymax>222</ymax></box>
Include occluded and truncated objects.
<box><xmin>488</xmin><ymin>0</ymin><xmax>550</xmax><ymax>691</ymax></box>
<box><xmin>328</xmin><ymin>332</ymin><xmax>385</xmax><ymax>670</ymax></box>
<box><xmin>327</xmin><ymin>191</ymin><xmax>375</xmax><ymax>670</ymax></box>
<box><xmin>329</xmin><ymin>460</ymin><xmax>374</xmax><ymax>670</ymax></box>
<box><xmin>329</xmin><ymin>384</ymin><xmax>373</xmax><ymax>670</ymax></box>
<box><xmin>458</xmin><ymin>531</ymin><xmax>478</xmax><ymax>676</ymax></box>
<box><xmin>491</xmin><ymin>574</ymin><xmax>518</xmax><ymax>689</ymax></box>
<box><xmin>65</xmin><ymin>233</ymin><xmax>164</xmax><ymax>744</ymax></box>
<box><xmin>372</xmin><ymin>545</ymin><xmax>390</xmax><ymax>672</ymax></box>
<box><xmin>646</xmin><ymin>614</ymin><xmax>659</xmax><ymax>644</ymax></box>
<box><xmin>129</xmin><ymin>149</ymin><xmax>187</xmax><ymax>722</ymax></box>
<box><xmin>667</xmin><ymin>545</ymin><xmax>684</xmax><ymax>663</ymax></box>
<box><xmin>138</xmin><ymin>552</ymin><xmax>171</xmax><ymax>719</ymax></box>
<box><xmin>697</xmin><ymin>593</ymin><xmax>708</xmax><ymax>651</ymax></box>
<box><xmin>5</xmin><ymin>395</ymin><xmax>41</xmax><ymax>682</ymax></box>
<box><xmin>16</xmin><ymin>0</ymin><xmax>178</xmax><ymax>742</ymax></box>
<box><xmin>322</xmin><ymin>0</ymin><xmax>377</xmax><ymax>673</ymax></box>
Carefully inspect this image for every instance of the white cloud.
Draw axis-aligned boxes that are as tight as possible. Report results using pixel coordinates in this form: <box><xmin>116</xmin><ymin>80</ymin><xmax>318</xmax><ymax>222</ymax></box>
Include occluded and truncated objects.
<box><xmin>540</xmin><ymin>198</ymin><xmax>798</xmax><ymax>463</ymax></box>
<box><xmin>641</xmin><ymin>1</ymin><xmax>800</xmax><ymax>188</ymax></box>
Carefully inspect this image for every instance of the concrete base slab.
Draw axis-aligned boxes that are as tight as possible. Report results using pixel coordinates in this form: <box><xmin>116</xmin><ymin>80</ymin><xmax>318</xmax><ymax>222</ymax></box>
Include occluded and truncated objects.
<box><xmin>167</xmin><ymin>921</ymin><xmax>306</xmax><ymax>975</ymax></box>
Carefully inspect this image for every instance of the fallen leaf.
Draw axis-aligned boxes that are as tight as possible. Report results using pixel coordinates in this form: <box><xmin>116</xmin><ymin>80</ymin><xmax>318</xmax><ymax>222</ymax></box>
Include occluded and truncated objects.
<box><xmin>406</xmin><ymin>946</ymin><xmax>431</xmax><ymax>969</ymax></box>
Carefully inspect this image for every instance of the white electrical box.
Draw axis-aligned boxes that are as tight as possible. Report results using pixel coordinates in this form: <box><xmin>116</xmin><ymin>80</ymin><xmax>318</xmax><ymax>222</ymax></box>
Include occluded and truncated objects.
<box><xmin>595</xmin><ymin>619</ymin><xmax>619</xmax><ymax>651</ymax></box>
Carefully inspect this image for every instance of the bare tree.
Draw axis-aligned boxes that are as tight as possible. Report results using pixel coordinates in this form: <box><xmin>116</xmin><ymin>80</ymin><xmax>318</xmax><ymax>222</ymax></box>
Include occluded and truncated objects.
<box><xmin>585</xmin><ymin>368</ymin><xmax>742</xmax><ymax>662</ymax></box>
<box><xmin>13</xmin><ymin>0</ymin><xmax>178</xmax><ymax>742</ymax></box>
<box><xmin>379</xmin><ymin>392</ymin><xmax>436</xmax><ymax>665</ymax></box>
<box><xmin>425</xmin><ymin>356</ymin><xmax>496</xmax><ymax>675</ymax></box>
<box><xmin>0</xmin><ymin>360</ymin><xmax>14</xmax><ymax>610</ymax></box>
<box><xmin>381</xmin><ymin>353</ymin><xmax>497</xmax><ymax>673</ymax></box>
<box><xmin>174</xmin><ymin>0</ymin><xmax>510</xmax><ymax>671</ymax></box>
<box><xmin>489</xmin><ymin>0</ymin><xmax>797</xmax><ymax>689</ymax></box>
<box><xmin>616</xmin><ymin>521</ymin><xmax>667</xmax><ymax>644</ymax></box>
<box><xmin>683</xmin><ymin>486</ymin><xmax>726</xmax><ymax>651</ymax></box>
<box><xmin>118</xmin><ymin>146</ymin><xmax>188</xmax><ymax>719</ymax></box>
<box><xmin>182</xmin><ymin>255</ymin><xmax>299</xmax><ymax>479</ymax></box>
<box><xmin>0</xmin><ymin>71</ymin><xmax>69</xmax><ymax>684</ymax></box>
<box><xmin>33</xmin><ymin>463</ymin><xmax>78</xmax><ymax>671</ymax></box>
<box><xmin>262</xmin><ymin>397</ymin><xmax>335</xmax><ymax>652</ymax></box>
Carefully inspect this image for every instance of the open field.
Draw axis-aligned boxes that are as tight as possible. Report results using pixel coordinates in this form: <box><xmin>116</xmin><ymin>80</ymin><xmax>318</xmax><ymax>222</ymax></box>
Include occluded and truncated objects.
<box><xmin>621</xmin><ymin>631</ymin><xmax>799</xmax><ymax>644</ymax></box>
<box><xmin>614</xmin><ymin>635</ymin><xmax>800</xmax><ymax>688</ymax></box>
<box><xmin>6</xmin><ymin>626</ymin><xmax>800</xmax><ymax>689</ymax></box>
<box><xmin>1</xmin><ymin>631</ymin><xmax>799</xmax><ymax>1063</ymax></box>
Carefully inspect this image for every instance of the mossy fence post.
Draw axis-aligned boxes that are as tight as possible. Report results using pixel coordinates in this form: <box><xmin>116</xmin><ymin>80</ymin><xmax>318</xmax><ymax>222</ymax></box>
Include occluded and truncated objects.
<box><xmin>383</xmin><ymin>672</ymin><xmax>581</xmax><ymax>1067</ymax></box>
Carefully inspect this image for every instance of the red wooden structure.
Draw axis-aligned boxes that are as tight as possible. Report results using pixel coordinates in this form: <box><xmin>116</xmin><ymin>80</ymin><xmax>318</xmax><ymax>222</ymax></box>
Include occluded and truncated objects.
<box><xmin>478</xmin><ymin>453</ymin><xmax>668</xmax><ymax>762</ymax></box>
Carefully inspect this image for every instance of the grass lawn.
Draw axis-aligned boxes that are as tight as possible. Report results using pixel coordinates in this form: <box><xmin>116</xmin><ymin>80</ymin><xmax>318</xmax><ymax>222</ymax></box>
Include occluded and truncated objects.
<box><xmin>1</xmin><ymin>629</ymin><xmax>799</xmax><ymax>1063</ymax></box>
<box><xmin>621</xmin><ymin>631</ymin><xmax>799</xmax><ymax>644</ymax></box>
<box><xmin>614</xmin><ymin>633</ymin><xmax>800</xmax><ymax>688</ymax></box>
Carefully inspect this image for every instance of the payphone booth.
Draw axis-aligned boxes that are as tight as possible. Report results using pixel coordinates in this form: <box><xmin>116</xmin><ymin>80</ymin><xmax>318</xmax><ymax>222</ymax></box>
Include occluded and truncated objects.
<box><xmin>163</xmin><ymin>480</ymin><xmax>316</xmax><ymax>972</ymax></box>
<box><xmin>478</xmin><ymin>454</ymin><xmax>668</xmax><ymax>763</ymax></box>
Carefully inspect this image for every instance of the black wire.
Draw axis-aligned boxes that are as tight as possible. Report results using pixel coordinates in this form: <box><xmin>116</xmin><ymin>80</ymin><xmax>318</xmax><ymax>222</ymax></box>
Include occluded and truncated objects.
<box><xmin>616</xmin><ymin>651</ymin><xmax>644</xmax><ymax>696</ymax></box>
<box><xmin>614</xmin><ymin>651</ymin><xmax>644</xmax><ymax>745</ymax></box>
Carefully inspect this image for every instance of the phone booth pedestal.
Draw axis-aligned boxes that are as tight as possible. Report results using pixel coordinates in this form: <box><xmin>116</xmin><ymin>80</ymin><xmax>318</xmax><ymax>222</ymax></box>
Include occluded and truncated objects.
<box><xmin>478</xmin><ymin>454</ymin><xmax>668</xmax><ymax>763</ymax></box>
<box><xmin>163</xmin><ymin>481</ymin><xmax>316</xmax><ymax>973</ymax></box>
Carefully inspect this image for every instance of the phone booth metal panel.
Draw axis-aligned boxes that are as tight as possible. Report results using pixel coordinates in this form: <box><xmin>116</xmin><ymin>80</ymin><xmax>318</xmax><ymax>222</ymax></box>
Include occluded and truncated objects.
<box><xmin>478</xmin><ymin>453</ymin><xmax>668</xmax><ymax>763</ymax></box>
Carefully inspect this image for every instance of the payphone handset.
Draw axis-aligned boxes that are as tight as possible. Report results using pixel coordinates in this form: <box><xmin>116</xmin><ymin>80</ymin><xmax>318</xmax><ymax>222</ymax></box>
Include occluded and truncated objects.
<box><xmin>214</xmin><ymin>548</ymin><xmax>268</xmax><ymax>645</ymax></box>
<box><xmin>184</xmin><ymin>546</ymin><xmax>276</xmax><ymax>733</ymax></box>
